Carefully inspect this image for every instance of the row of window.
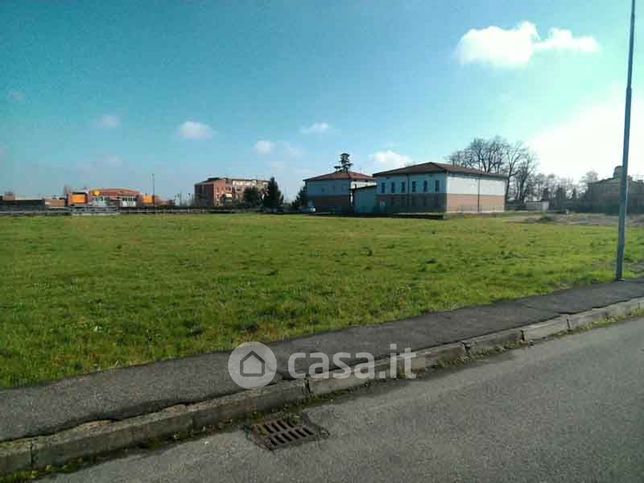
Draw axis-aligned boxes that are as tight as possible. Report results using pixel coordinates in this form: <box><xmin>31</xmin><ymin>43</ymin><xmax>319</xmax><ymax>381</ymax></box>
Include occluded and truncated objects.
<box><xmin>380</xmin><ymin>179</ymin><xmax>440</xmax><ymax>194</ymax></box>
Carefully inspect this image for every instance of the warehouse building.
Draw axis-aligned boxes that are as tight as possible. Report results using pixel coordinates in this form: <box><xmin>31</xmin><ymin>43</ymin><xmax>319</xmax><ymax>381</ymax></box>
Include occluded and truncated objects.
<box><xmin>66</xmin><ymin>189</ymin><xmax>164</xmax><ymax>208</ymax></box>
<box><xmin>372</xmin><ymin>162</ymin><xmax>506</xmax><ymax>213</ymax></box>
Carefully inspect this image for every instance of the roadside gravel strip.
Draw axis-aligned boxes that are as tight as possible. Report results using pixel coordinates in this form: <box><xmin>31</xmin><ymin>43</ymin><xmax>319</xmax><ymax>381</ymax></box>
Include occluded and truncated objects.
<box><xmin>2</xmin><ymin>279</ymin><xmax>644</xmax><ymax>476</ymax></box>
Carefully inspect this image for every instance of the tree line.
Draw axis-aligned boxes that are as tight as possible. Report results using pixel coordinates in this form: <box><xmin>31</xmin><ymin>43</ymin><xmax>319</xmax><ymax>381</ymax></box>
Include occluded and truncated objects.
<box><xmin>448</xmin><ymin>137</ymin><xmax>601</xmax><ymax>209</ymax></box>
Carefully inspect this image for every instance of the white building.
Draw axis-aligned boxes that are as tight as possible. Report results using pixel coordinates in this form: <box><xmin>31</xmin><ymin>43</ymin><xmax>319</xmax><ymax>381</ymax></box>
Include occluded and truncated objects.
<box><xmin>372</xmin><ymin>162</ymin><xmax>507</xmax><ymax>213</ymax></box>
<box><xmin>304</xmin><ymin>171</ymin><xmax>375</xmax><ymax>212</ymax></box>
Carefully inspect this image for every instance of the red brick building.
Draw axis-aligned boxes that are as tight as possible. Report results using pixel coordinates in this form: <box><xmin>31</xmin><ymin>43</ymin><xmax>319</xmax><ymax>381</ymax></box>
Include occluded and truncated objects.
<box><xmin>194</xmin><ymin>177</ymin><xmax>269</xmax><ymax>207</ymax></box>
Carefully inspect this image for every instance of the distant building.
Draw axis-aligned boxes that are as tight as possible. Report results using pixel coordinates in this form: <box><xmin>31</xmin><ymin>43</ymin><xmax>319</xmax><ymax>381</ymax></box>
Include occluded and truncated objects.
<box><xmin>0</xmin><ymin>193</ymin><xmax>65</xmax><ymax>211</ymax></box>
<box><xmin>304</xmin><ymin>153</ymin><xmax>375</xmax><ymax>213</ymax></box>
<box><xmin>0</xmin><ymin>196</ymin><xmax>47</xmax><ymax>211</ymax></box>
<box><xmin>525</xmin><ymin>200</ymin><xmax>549</xmax><ymax>212</ymax></box>
<box><xmin>585</xmin><ymin>166</ymin><xmax>644</xmax><ymax>213</ymax></box>
<box><xmin>372</xmin><ymin>162</ymin><xmax>506</xmax><ymax>213</ymax></box>
<box><xmin>87</xmin><ymin>188</ymin><xmax>140</xmax><ymax>208</ymax></box>
<box><xmin>66</xmin><ymin>188</ymin><xmax>164</xmax><ymax>208</ymax></box>
<box><xmin>194</xmin><ymin>177</ymin><xmax>269</xmax><ymax>207</ymax></box>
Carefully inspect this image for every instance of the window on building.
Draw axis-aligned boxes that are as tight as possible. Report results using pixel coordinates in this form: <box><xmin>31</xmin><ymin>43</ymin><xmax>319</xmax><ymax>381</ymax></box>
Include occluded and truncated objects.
<box><xmin>380</xmin><ymin>182</ymin><xmax>385</xmax><ymax>194</ymax></box>
<box><xmin>435</xmin><ymin>179</ymin><xmax>440</xmax><ymax>192</ymax></box>
<box><xmin>411</xmin><ymin>181</ymin><xmax>416</xmax><ymax>192</ymax></box>
<box><xmin>391</xmin><ymin>182</ymin><xmax>395</xmax><ymax>194</ymax></box>
<box><xmin>401</xmin><ymin>181</ymin><xmax>406</xmax><ymax>193</ymax></box>
<box><xmin>423</xmin><ymin>180</ymin><xmax>428</xmax><ymax>192</ymax></box>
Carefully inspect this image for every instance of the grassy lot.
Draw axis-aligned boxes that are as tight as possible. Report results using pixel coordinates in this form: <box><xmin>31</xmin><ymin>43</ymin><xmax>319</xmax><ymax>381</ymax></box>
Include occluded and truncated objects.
<box><xmin>1</xmin><ymin>214</ymin><xmax>643</xmax><ymax>388</ymax></box>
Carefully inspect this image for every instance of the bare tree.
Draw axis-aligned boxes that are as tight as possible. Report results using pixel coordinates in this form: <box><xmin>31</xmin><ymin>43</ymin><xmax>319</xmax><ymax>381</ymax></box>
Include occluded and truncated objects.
<box><xmin>448</xmin><ymin>137</ymin><xmax>536</xmax><ymax>201</ymax></box>
<box><xmin>513</xmin><ymin>153</ymin><xmax>538</xmax><ymax>204</ymax></box>
<box><xmin>452</xmin><ymin>137</ymin><xmax>505</xmax><ymax>173</ymax></box>
<box><xmin>502</xmin><ymin>141</ymin><xmax>529</xmax><ymax>201</ymax></box>
<box><xmin>579</xmin><ymin>170</ymin><xmax>599</xmax><ymax>197</ymax></box>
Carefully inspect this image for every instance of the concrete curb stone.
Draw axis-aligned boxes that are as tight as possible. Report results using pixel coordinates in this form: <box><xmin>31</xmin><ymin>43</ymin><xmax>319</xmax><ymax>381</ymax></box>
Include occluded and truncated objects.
<box><xmin>462</xmin><ymin>329</ymin><xmax>524</xmax><ymax>355</ymax></box>
<box><xmin>0</xmin><ymin>440</ymin><xmax>31</xmax><ymax>476</ymax></box>
<box><xmin>307</xmin><ymin>359</ymin><xmax>391</xmax><ymax>397</ymax></box>
<box><xmin>567</xmin><ymin>308</ymin><xmax>611</xmax><ymax>331</ymax></box>
<box><xmin>521</xmin><ymin>316</ymin><xmax>570</xmax><ymax>342</ymax></box>
<box><xmin>189</xmin><ymin>380</ymin><xmax>308</xmax><ymax>430</ymax></box>
<box><xmin>410</xmin><ymin>343</ymin><xmax>467</xmax><ymax>371</ymax></box>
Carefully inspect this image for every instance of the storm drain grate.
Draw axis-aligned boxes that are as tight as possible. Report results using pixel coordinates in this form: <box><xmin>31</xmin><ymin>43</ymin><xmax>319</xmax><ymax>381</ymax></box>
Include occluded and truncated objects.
<box><xmin>250</xmin><ymin>415</ymin><xmax>326</xmax><ymax>450</ymax></box>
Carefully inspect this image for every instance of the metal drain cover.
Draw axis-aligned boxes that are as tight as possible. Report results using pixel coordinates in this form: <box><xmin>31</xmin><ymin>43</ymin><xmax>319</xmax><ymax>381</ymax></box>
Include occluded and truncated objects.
<box><xmin>250</xmin><ymin>414</ymin><xmax>327</xmax><ymax>450</ymax></box>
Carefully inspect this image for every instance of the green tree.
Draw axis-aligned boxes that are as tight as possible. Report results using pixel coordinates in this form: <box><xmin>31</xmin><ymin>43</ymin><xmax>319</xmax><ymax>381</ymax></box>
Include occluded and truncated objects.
<box><xmin>242</xmin><ymin>186</ymin><xmax>263</xmax><ymax>207</ymax></box>
<box><xmin>290</xmin><ymin>185</ymin><xmax>308</xmax><ymax>209</ymax></box>
<box><xmin>334</xmin><ymin>153</ymin><xmax>353</xmax><ymax>173</ymax></box>
<box><xmin>262</xmin><ymin>177</ymin><xmax>284</xmax><ymax>210</ymax></box>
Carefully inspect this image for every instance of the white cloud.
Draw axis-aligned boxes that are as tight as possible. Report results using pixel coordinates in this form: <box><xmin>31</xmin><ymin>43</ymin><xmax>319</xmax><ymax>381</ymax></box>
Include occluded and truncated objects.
<box><xmin>97</xmin><ymin>114</ymin><xmax>120</xmax><ymax>129</ymax></box>
<box><xmin>369</xmin><ymin>150</ymin><xmax>413</xmax><ymax>170</ymax></box>
<box><xmin>535</xmin><ymin>28</ymin><xmax>599</xmax><ymax>54</ymax></box>
<box><xmin>300</xmin><ymin>122</ymin><xmax>331</xmax><ymax>134</ymax></box>
<box><xmin>529</xmin><ymin>94</ymin><xmax>644</xmax><ymax>180</ymax></box>
<box><xmin>254</xmin><ymin>139</ymin><xmax>275</xmax><ymax>155</ymax></box>
<box><xmin>177</xmin><ymin>121</ymin><xmax>214</xmax><ymax>140</ymax></box>
<box><xmin>367</xmin><ymin>149</ymin><xmax>414</xmax><ymax>173</ymax></box>
<box><xmin>456</xmin><ymin>21</ymin><xmax>599</xmax><ymax>68</ymax></box>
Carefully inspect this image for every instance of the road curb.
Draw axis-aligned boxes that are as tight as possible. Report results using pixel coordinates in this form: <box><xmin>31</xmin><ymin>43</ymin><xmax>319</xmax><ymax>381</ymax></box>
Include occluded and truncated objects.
<box><xmin>1</xmin><ymin>297</ymin><xmax>643</xmax><ymax>476</ymax></box>
<box><xmin>522</xmin><ymin>316</ymin><xmax>569</xmax><ymax>342</ymax></box>
<box><xmin>463</xmin><ymin>328</ymin><xmax>524</xmax><ymax>355</ymax></box>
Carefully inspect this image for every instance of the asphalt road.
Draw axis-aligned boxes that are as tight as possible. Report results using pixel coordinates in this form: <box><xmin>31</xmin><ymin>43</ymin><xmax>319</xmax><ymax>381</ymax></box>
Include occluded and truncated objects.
<box><xmin>49</xmin><ymin>319</ymin><xmax>644</xmax><ymax>483</ymax></box>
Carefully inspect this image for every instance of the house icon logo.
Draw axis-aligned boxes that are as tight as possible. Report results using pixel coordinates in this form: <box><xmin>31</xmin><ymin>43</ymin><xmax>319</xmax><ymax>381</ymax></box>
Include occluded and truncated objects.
<box><xmin>228</xmin><ymin>342</ymin><xmax>277</xmax><ymax>389</ymax></box>
<box><xmin>240</xmin><ymin>350</ymin><xmax>265</xmax><ymax>377</ymax></box>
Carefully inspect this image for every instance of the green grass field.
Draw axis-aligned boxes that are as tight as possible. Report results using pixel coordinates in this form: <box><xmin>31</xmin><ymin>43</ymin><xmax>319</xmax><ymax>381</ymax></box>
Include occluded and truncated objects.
<box><xmin>1</xmin><ymin>214</ymin><xmax>643</xmax><ymax>388</ymax></box>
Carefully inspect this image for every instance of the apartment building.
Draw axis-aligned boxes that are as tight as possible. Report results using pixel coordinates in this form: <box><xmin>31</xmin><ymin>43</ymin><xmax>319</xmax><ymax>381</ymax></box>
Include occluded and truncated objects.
<box><xmin>194</xmin><ymin>177</ymin><xmax>269</xmax><ymax>207</ymax></box>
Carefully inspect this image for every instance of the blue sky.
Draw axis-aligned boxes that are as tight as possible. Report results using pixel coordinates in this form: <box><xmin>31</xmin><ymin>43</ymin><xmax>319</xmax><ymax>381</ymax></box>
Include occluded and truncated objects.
<box><xmin>2</xmin><ymin>0</ymin><xmax>643</xmax><ymax>200</ymax></box>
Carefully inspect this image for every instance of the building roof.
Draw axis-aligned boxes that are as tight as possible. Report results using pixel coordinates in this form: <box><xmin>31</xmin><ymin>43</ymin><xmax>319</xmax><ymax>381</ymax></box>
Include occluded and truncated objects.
<box><xmin>195</xmin><ymin>177</ymin><xmax>269</xmax><ymax>185</ymax></box>
<box><xmin>373</xmin><ymin>161</ymin><xmax>507</xmax><ymax>179</ymax></box>
<box><xmin>304</xmin><ymin>170</ymin><xmax>375</xmax><ymax>182</ymax></box>
<box><xmin>91</xmin><ymin>188</ymin><xmax>141</xmax><ymax>197</ymax></box>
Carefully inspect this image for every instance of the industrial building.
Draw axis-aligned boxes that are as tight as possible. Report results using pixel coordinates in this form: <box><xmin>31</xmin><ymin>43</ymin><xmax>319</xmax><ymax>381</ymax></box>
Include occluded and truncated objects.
<box><xmin>367</xmin><ymin>162</ymin><xmax>507</xmax><ymax>214</ymax></box>
<box><xmin>66</xmin><ymin>189</ymin><xmax>164</xmax><ymax>208</ymax></box>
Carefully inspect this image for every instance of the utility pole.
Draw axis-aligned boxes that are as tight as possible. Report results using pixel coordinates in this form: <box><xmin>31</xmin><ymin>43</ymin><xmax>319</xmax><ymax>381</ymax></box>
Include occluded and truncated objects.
<box><xmin>616</xmin><ymin>0</ymin><xmax>636</xmax><ymax>280</ymax></box>
<box><xmin>152</xmin><ymin>173</ymin><xmax>156</xmax><ymax>208</ymax></box>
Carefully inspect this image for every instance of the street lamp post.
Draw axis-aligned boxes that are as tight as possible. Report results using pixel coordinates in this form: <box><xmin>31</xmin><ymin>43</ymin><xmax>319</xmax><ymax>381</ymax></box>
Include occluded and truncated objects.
<box><xmin>616</xmin><ymin>0</ymin><xmax>637</xmax><ymax>280</ymax></box>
